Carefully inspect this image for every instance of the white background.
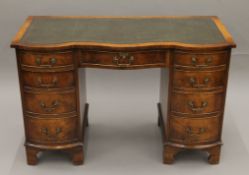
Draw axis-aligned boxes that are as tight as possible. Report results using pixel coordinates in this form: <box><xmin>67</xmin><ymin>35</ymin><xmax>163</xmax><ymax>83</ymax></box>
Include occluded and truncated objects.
<box><xmin>0</xmin><ymin>0</ymin><xmax>249</xmax><ymax>174</ymax></box>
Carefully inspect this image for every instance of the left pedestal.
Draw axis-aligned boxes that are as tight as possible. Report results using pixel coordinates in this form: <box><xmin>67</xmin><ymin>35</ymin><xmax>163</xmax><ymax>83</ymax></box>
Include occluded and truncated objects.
<box><xmin>16</xmin><ymin>50</ymin><xmax>88</xmax><ymax>165</ymax></box>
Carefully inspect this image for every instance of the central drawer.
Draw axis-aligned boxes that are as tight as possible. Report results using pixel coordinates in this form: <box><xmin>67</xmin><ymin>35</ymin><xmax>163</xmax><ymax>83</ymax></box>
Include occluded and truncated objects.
<box><xmin>25</xmin><ymin>116</ymin><xmax>79</xmax><ymax>144</ymax></box>
<box><xmin>80</xmin><ymin>50</ymin><xmax>166</xmax><ymax>68</ymax></box>
<box><xmin>23</xmin><ymin>90</ymin><xmax>76</xmax><ymax>115</ymax></box>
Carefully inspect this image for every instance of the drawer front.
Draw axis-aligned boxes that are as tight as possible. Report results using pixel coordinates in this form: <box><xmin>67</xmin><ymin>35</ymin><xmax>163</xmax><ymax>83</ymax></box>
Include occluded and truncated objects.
<box><xmin>22</xmin><ymin>71</ymin><xmax>75</xmax><ymax>89</ymax></box>
<box><xmin>26</xmin><ymin>117</ymin><xmax>78</xmax><ymax>144</ymax></box>
<box><xmin>171</xmin><ymin>92</ymin><xmax>223</xmax><ymax>115</ymax></box>
<box><xmin>80</xmin><ymin>50</ymin><xmax>166</xmax><ymax>68</ymax></box>
<box><xmin>23</xmin><ymin>91</ymin><xmax>76</xmax><ymax>114</ymax></box>
<box><xmin>173</xmin><ymin>69</ymin><xmax>226</xmax><ymax>90</ymax></box>
<box><xmin>20</xmin><ymin>51</ymin><xmax>74</xmax><ymax>69</ymax></box>
<box><xmin>169</xmin><ymin>117</ymin><xmax>220</xmax><ymax>144</ymax></box>
<box><xmin>174</xmin><ymin>51</ymin><xmax>228</xmax><ymax>69</ymax></box>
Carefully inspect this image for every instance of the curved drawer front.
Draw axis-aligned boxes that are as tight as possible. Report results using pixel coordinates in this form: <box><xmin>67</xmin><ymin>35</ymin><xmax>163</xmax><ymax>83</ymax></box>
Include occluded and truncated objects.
<box><xmin>23</xmin><ymin>90</ymin><xmax>76</xmax><ymax>115</ymax></box>
<box><xmin>171</xmin><ymin>92</ymin><xmax>223</xmax><ymax>115</ymax></box>
<box><xmin>20</xmin><ymin>51</ymin><xmax>74</xmax><ymax>70</ymax></box>
<box><xmin>25</xmin><ymin>117</ymin><xmax>78</xmax><ymax>144</ymax></box>
<box><xmin>169</xmin><ymin>117</ymin><xmax>220</xmax><ymax>144</ymax></box>
<box><xmin>22</xmin><ymin>71</ymin><xmax>75</xmax><ymax>89</ymax></box>
<box><xmin>174</xmin><ymin>51</ymin><xmax>228</xmax><ymax>69</ymax></box>
<box><xmin>173</xmin><ymin>69</ymin><xmax>226</xmax><ymax>90</ymax></box>
<box><xmin>80</xmin><ymin>50</ymin><xmax>166</xmax><ymax>68</ymax></box>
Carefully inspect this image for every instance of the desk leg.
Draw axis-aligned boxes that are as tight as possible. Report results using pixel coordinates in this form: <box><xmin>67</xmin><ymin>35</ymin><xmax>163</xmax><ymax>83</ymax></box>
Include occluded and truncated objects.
<box><xmin>163</xmin><ymin>145</ymin><xmax>181</xmax><ymax>164</ymax></box>
<box><xmin>67</xmin><ymin>146</ymin><xmax>84</xmax><ymax>165</ymax></box>
<box><xmin>26</xmin><ymin>146</ymin><xmax>39</xmax><ymax>165</ymax></box>
<box><xmin>206</xmin><ymin>145</ymin><xmax>221</xmax><ymax>164</ymax></box>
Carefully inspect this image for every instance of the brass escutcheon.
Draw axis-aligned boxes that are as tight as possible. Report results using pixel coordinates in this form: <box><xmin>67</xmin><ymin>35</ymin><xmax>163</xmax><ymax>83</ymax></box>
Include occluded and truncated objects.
<box><xmin>113</xmin><ymin>52</ymin><xmax>134</xmax><ymax>66</ymax></box>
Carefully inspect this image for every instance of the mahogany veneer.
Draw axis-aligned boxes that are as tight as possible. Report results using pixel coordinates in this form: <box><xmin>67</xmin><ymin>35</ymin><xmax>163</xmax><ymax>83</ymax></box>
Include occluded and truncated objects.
<box><xmin>11</xmin><ymin>16</ymin><xmax>236</xmax><ymax>165</ymax></box>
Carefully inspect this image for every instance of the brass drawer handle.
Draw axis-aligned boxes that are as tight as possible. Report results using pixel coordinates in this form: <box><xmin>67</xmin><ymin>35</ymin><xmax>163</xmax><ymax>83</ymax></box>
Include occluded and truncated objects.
<box><xmin>36</xmin><ymin>57</ymin><xmax>57</xmax><ymax>67</ymax></box>
<box><xmin>199</xmin><ymin>127</ymin><xmax>206</xmax><ymax>134</ymax></box>
<box><xmin>113</xmin><ymin>52</ymin><xmax>134</xmax><ymax>67</ymax></box>
<box><xmin>37</xmin><ymin>76</ymin><xmax>58</xmax><ymax>88</ymax></box>
<box><xmin>41</xmin><ymin>127</ymin><xmax>62</xmax><ymax>138</ymax></box>
<box><xmin>188</xmin><ymin>101</ymin><xmax>208</xmax><ymax>112</ymax></box>
<box><xmin>191</xmin><ymin>57</ymin><xmax>197</xmax><ymax>65</ymax></box>
<box><xmin>189</xmin><ymin>77</ymin><xmax>209</xmax><ymax>88</ymax></box>
<box><xmin>191</xmin><ymin>56</ymin><xmax>213</xmax><ymax>67</ymax></box>
<box><xmin>39</xmin><ymin>100</ymin><xmax>59</xmax><ymax>112</ymax></box>
<box><xmin>41</xmin><ymin>127</ymin><xmax>48</xmax><ymax>136</ymax></box>
<box><xmin>185</xmin><ymin>127</ymin><xmax>206</xmax><ymax>135</ymax></box>
<box><xmin>55</xmin><ymin>127</ymin><xmax>62</xmax><ymax>135</ymax></box>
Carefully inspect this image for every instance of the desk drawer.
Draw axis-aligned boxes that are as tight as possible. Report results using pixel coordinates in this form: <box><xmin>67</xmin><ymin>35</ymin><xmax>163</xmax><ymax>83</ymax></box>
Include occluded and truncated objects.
<box><xmin>20</xmin><ymin>51</ymin><xmax>74</xmax><ymax>70</ymax></box>
<box><xmin>171</xmin><ymin>92</ymin><xmax>223</xmax><ymax>115</ymax></box>
<box><xmin>25</xmin><ymin>117</ymin><xmax>78</xmax><ymax>144</ymax></box>
<box><xmin>23</xmin><ymin>90</ymin><xmax>76</xmax><ymax>115</ymax></box>
<box><xmin>22</xmin><ymin>71</ymin><xmax>75</xmax><ymax>89</ymax></box>
<box><xmin>173</xmin><ymin>69</ymin><xmax>226</xmax><ymax>90</ymax></box>
<box><xmin>168</xmin><ymin>117</ymin><xmax>220</xmax><ymax>144</ymax></box>
<box><xmin>80</xmin><ymin>50</ymin><xmax>166</xmax><ymax>68</ymax></box>
<box><xmin>174</xmin><ymin>51</ymin><xmax>228</xmax><ymax>69</ymax></box>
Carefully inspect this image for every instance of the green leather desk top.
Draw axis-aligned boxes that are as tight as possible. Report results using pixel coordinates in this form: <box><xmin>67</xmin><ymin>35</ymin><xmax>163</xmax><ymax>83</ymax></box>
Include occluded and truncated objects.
<box><xmin>11</xmin><ymin>16</ymin><xmax>235</xmax><ymax>48</ymax></box>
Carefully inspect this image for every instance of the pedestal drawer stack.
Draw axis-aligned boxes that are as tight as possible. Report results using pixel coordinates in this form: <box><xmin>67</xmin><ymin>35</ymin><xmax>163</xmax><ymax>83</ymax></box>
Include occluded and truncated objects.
<box><xmin>164</xmin><ymin>50</ymin><xmax>230</xmax><ymax>164</ymax></box>
<box><xmin>16</xmin><ymin>50</ymin><xmax>83</xmax><ymax>165</ymax></box>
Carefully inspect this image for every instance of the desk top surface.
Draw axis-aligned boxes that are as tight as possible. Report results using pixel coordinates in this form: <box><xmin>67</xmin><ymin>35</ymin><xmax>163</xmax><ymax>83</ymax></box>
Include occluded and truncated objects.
<box><xmin>11</xmin><ymin>16</ymin><xmax>236</xmax><ymax>49</ymax></box>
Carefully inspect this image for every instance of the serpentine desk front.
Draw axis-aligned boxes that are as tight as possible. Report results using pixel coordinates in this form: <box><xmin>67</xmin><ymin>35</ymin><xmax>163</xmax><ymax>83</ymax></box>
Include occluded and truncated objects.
<box><xmin>11</xmin><ymin>16</ymin><xmax>236</xmax><ymax>165</ymax></box>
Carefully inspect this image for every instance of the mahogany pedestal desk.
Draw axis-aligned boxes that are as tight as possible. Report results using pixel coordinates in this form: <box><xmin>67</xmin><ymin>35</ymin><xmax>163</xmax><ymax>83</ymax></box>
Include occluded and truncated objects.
<box><xmin>11</xmin><ymin>16</ymin><xmax>236</xmax><ymax>165</ymax></box>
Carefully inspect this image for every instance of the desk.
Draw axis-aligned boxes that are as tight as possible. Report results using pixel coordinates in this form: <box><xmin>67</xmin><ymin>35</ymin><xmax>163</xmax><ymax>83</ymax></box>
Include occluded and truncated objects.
<box><xmin>11</xmin><ymin>16</ymin><xmax>236</xmax><ymax>165</ymax></box>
